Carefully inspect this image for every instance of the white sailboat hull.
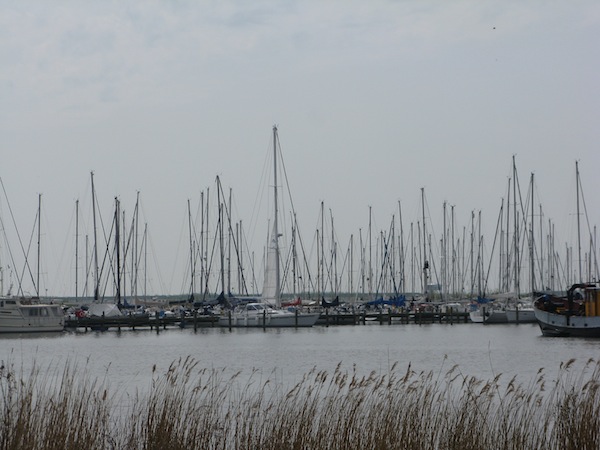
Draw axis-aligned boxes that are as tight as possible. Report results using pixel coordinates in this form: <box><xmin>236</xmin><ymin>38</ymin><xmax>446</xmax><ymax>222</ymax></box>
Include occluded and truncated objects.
<box><xmin>219</xmin><ymin>303</ymin><xmax>320</xmax><ymax>327</ymax></box>
<box><xmin>469</xmin><ymin>307</ymin><xmax>507</xmax><ymax>324</ymax></box>
<box><xmin>505</xmin><ymin>308</ymin><xmax>537</xmax><ymax>323</ymax></box>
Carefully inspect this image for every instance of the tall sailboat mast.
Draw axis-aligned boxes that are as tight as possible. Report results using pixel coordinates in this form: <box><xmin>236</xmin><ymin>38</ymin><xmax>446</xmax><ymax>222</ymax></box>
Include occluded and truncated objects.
<box><xmin>272</xmin><ymin>125</ymin><xmax>281</xmax><ymax>306</ymax></box>
<box><xmin>75</xmin><ymin>199</ymin><xmax>79</xmax><ymax>300</ymax></box>
<box><xmin>36</xmin><ymin>193</ymin><xmax>41</xmax><ymax>297</ymax></box>
<box><xmin>188</xmin><ymin>199</ymin><xmax>194</xmax><ymax>300</ymax></box>
<box><xmin>421</xmin><ymin>187</ymin><xmax>428</xmax><ymax>299</ymax></box>
<box><xmin>114</xmin><ymin>197</ymin><xmax>121</xmax><ymax>304</ymax></box>
<box><xmin>513</xmin><ymin>155</ymin><xmax>520</xmax><ymax>297</ymax></box>
<box><xmin>576</xmin><ymin>160</ymin><xmax>582</xmax><ymax>283</ymax></box>
<box><xmin>217</xmin><ymin>178</ymin><xmax>225</xmax><ymax>297</ymax></box>
<box><xmin>91</xmin><ymin>172</ymin><xmax>100</xmax><ymax>302</ymax></box>
<box><xmin>530</xmin><ymin>173</ymin><xmax>535</xmax><ymax>296</ymax></box>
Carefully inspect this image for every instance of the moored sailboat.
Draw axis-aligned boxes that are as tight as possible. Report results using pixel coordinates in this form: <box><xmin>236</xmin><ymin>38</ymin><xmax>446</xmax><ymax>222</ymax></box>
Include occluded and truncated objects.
<box><xmin>468</xmin><ymin>296</ymin><xmax>508</xmax><ymax>324</ymax></box>
<box><xmin>505</xmin><ymin>299</ymin><xmax>536</xmax><ymax>323</ymax></box>
<box><xmin>219</xmin><ymin>126</ymin><xmax>319</xmax><ymax>328</ymax></box>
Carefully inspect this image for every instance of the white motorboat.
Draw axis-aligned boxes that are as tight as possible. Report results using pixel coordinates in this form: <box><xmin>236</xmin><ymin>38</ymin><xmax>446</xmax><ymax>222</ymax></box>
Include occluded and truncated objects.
<box><xmin>0</xmin><ymin>297</ymin><xmax>64</xmax><ymax>333</ymax></box>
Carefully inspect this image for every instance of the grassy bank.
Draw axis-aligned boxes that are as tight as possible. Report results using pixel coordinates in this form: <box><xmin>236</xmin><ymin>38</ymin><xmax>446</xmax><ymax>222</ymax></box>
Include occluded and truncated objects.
<box><xmin>1</xmin><ymin>356</ymin><xmax>599</xmax><ymax>449</ymax></box>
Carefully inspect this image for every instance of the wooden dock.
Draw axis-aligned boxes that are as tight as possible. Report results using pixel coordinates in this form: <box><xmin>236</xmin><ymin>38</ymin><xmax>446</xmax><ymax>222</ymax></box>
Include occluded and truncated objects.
<box><xmin>64</xmin><ymin>309</ymin><xmax>471</xmax><ymax>332</ymax></box>
<box><xmin>317</xmin><ymin>309</ymin><xmax>470</xmax><ymax>326</ymax></box>
<box><xmin>64</xmin><ymin>311</ymin><xmax>219</xmax><ymax>332</ymax></box>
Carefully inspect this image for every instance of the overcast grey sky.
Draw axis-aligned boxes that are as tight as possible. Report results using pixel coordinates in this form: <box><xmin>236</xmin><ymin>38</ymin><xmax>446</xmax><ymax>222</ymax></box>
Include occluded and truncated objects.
<box><xmin>1</xmin><ymin>1</ymin><xmax>599</xmax><ymax>297</ymax></box>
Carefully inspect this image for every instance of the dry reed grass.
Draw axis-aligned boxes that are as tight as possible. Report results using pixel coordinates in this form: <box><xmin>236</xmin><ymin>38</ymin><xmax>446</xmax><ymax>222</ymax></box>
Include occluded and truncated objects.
<box><xmin>1</xmin><ymin>356</ymin><xmax>599</xmax><ymax>450</ymax></box>
<box><xmin>0</xmin><ymin>360</ymin><xmax>111</xmax><ymax>450</ymax></box>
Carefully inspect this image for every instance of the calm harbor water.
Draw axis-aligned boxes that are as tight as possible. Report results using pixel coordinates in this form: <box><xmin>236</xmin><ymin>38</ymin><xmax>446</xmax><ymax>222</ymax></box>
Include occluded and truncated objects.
<box><xmin>1</xmin><ymin>322</ymin><xmax>599</xmax><ymax>394</ymax></box>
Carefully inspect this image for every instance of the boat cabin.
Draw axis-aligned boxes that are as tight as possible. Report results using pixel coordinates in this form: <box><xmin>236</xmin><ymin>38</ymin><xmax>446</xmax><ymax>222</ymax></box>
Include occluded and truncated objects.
<box><xmin>583</xmin><ymin>285</ymin><xmax>600</xmax><ymax>317</ymax></box>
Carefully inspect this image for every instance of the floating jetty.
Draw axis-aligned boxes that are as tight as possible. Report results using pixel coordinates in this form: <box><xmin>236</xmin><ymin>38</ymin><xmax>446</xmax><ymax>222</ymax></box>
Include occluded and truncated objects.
<box><xmin>64</xmin><ymin>309</ymin><xmax>470</xmax><ymax>331</ymax></box>
<box><xmin>64</xmin><ymin>311</ymin><xmax>219</xmax><ymax>332</ymax></box>
<box><xmin>318</xmin><ymin>309</ymin><xmax>470</xmax><ymax>326</ymax></box>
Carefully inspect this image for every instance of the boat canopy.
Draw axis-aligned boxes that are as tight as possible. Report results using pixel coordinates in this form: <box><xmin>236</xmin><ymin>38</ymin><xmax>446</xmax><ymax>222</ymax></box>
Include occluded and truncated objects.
<box><xmin>88</xmin><ymin>303</ymin><xmax>122</xmax><ymax>317</ymax></box>
<box><xmin>365</xmin><ymin>295</ymin><xmax>406</xmax><ymax>307</ymax></box>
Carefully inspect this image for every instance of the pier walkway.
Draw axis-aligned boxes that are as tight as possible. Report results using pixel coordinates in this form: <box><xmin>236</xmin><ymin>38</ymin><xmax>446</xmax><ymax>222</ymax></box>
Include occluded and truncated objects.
<box><xmin>64</xmin><ymin>309</ymin><xmax>470</xmax><ymax>331</ymax></box>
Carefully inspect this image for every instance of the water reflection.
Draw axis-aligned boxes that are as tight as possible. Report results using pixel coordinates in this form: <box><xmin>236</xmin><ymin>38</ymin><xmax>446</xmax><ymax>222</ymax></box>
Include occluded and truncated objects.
<box><xmin>1</xmin><ymin>323</ymin><xmax>598</xmax><ymax>394</ymax></box>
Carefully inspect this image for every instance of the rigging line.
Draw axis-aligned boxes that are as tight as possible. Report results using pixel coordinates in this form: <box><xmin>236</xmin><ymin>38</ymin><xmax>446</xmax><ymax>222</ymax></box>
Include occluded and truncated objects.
<box><xmin>215</xmin><ymin>177</ymin><xmax>250</xmax><ymax>295</ymax></box>
<box><xmin>17</xmin><ymin>207</ymin><xmax>39</xmax><ymax>296</ymax></box>
<box><xmin>245</xmin><ymin>134</ymin><xmax>273</xmax><ymax>251</ymax></box>
<box><xmin>515</xmin><ymin>178</ymin><xmax>533</xmax><ymax>275</ymax></box>
<box><xmin>201</xmin><ymin>205</ymin><xmax>221</xmax><ymax>300</ymax></box>
<box><xmin>171</xmin><ymin>202</ymin><xmax>191</xmax><ymax>296</ymax></box>
<box><xmin>513</xmin><ymin>165</ymin><xmax>537</xmax><ymax>284</ymax></box>
<box><xmin>336</xmin><ymin>238</ymin><xmax>351</xmax><ymax>294</ymax></box>
<box><xmin>578</xmin><ymin>173</ymin><xmax>599</xmax><ymax>278</ymax></box>
<box><xmin>0</xmin><ymin>177</ymin><xmax>33</xmax><ymax>295</ymax></box>
<box><xmin>428</xmin><ymin>236</ymin><xmax>441</xmax><ymax>296</ymax></box>
<box><xmin>294</xmin><ymin>215</ymin><xmax>316</xmax><ymax>295</ymax></box>
<box><xmin>377</xmin><ymin>219</ymin><xmax>400</xmax><ymax>295</ymax></box>
<box><xmin>95</xmin><ymin>205</ymin><xmax>117</xmax><ymax>302</ymax></box>
<box><xmin>121</xmin><ymin>198</ymin><xmax>139</xmax><ymax>271</ymax></box>
<box><xmin>226</xmin><ymin>188</ymin><xmax>259</xmax><ymax>295</ymax></box>
<box><xmin>146</xmin><ymin>228</ymin><xmax>168</xmax><ymax>295</ymax></box>
<box><xmin>421</xmin><ymin>190</ymin><xmax>439</xmax><ymax>255</ymax></box>
<box><xmin>276</xmin><ymin>131</ymin><xmax>299</xmax><ymax>229</ymax></box>
<box><xmin>51</xmin><ymin>198</ymin><xmax>77</xmax><ymax>296</ymax></box>
<box><xmin>483</xmin><ymin>199</ymin><xmax>505</xmax><ymax>296</ymax></box>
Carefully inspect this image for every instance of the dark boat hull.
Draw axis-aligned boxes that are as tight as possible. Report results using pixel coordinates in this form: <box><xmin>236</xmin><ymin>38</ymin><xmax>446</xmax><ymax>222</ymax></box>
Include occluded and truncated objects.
<box><xmin>534</xmin><ymin>308</ymin><xmax>600</xmax><ymax>337</ymax></box>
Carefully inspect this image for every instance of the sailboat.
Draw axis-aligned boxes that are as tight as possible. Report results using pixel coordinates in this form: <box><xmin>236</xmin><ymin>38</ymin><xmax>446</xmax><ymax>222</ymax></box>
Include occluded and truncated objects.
<box><xmin>219</xmin><ymin>126</ymin><xmax>320</xmax><ymax>328</ymax></box>
<box><xmin>0</xmin><ymin>192</ymin><xmax>64</xmax><ymax>333</ymax></box>
<box><xmin>504</xmin><ymin>299</ymin><xmax>536</xmax><ymax>323</ymax></box>
<box><xmin>471</xmin><ymin>158</ymin><xmax>536</xmax><ymax>324</ymax></box>
<box><xmin>503</xmin><ymin>170</ymin><xmax>536</xmax><ymax>323</ymax></box>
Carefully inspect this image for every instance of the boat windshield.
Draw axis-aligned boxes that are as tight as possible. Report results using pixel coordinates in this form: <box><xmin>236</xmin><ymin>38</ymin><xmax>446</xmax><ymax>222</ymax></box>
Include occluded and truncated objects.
<box><xmin>244</xmin><ymin>303</ymin><xmax>275</xmax><ymax>313</ymax></box>
<box><xmin>247</xmin><ymin>304</ymin><xmax>265</xmax><ymax>311</ymax></box>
